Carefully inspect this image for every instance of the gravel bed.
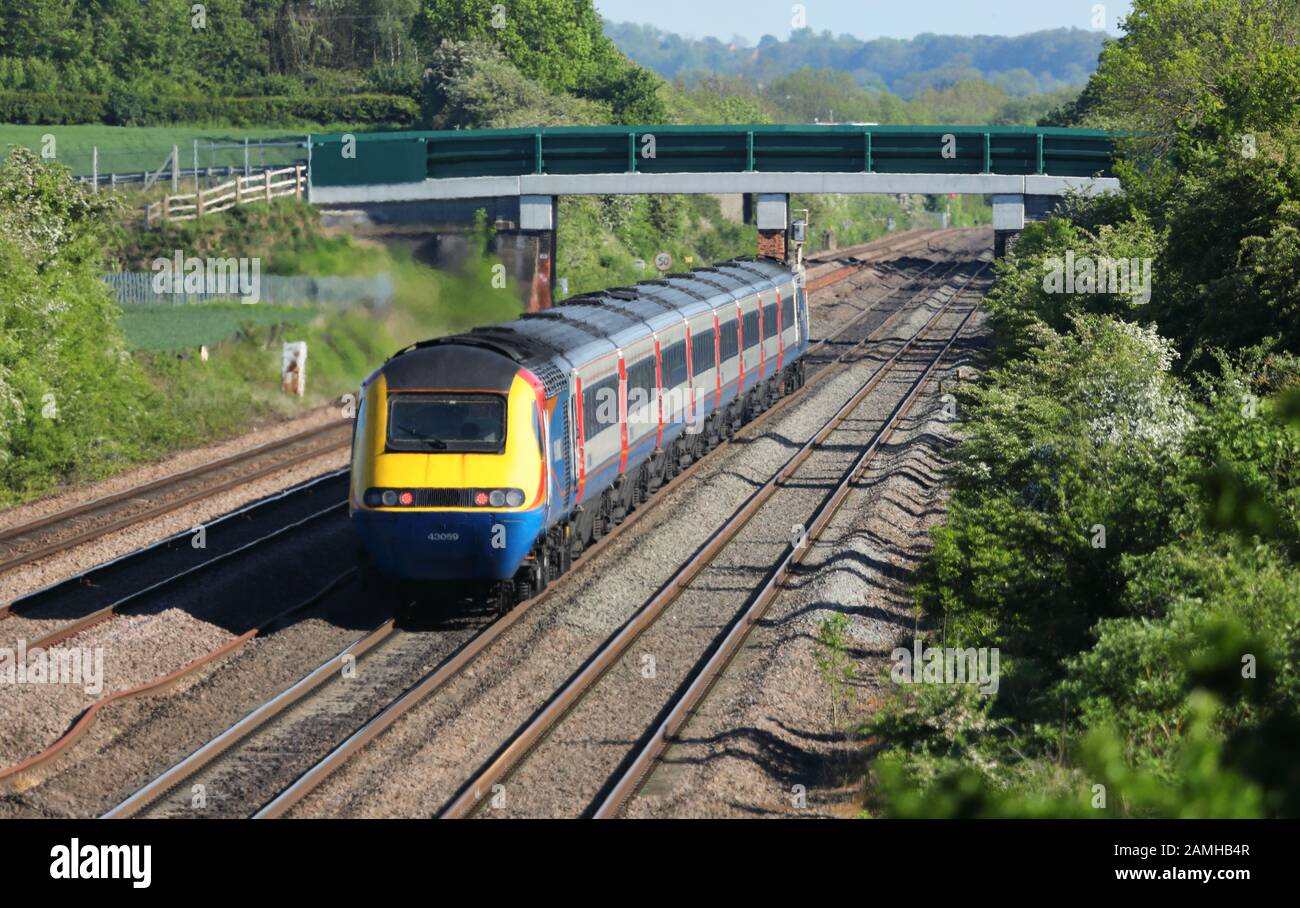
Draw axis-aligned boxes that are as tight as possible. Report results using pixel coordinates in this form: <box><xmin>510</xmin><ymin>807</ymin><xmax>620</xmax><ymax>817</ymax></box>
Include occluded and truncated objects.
<box><xmin>0</xmin><ymin>608</ymin><xmax>233</xmax><ymax>769</ymax></box>
<box><xmin>0</xmin><ymin>505</ymin><xmax>360</xmax><ymax>808</ymax></box>
<box><xmin>285</xmin><ymin>242</ymin><xmax>988</xmax><ymax>819</ymax></box>
<box><xmin>622</xmin><ymin>309</ymin><xmax>991</xmax><ymax>818</ymax></box>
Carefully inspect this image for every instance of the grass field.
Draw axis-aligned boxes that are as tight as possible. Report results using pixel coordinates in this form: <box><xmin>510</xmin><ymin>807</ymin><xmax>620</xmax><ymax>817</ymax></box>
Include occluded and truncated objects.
<box><xmin>119</xmin><ymin>303</ymin><xmax>320</xmax><ymax>351</ymax></box>
<box><xmin>0</xmin><ymin>124</ymin><xmax>320</xmax><ymax>177</ymax></box>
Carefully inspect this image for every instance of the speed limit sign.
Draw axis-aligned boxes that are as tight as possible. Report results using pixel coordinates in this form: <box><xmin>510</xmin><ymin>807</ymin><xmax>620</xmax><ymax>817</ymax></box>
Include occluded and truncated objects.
<box><xmin>654</xmin><ymin>252</ymin><xmax>673</xmax><ymax>272</ymax></box>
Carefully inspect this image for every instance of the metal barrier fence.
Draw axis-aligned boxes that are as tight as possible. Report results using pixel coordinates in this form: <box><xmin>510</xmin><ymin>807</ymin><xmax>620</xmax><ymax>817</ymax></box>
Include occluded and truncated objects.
<box><xmin>309</xmin><ymin>124</ymin><xmax>1121</xmax><ymax>187</ymax></box>
<box><xmin>103</xmin><ymin>271</ymin><xmax>394</xmax><ymax>309</ymax></box>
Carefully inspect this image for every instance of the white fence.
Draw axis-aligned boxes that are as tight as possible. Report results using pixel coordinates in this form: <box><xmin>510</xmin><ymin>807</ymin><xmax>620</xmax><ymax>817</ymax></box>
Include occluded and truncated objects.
<box><xmin>144</xmin><ymin>165</ymin><xmax>306</xmax><ymax>226</ymax></box>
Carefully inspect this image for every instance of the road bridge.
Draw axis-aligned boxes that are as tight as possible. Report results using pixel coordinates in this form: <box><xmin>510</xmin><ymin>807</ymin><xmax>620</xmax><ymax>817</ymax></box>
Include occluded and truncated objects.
<box><xmin>306</xmin><ymin>125</ymin><xmax>1121</xmax><ymax>296</ymax></box>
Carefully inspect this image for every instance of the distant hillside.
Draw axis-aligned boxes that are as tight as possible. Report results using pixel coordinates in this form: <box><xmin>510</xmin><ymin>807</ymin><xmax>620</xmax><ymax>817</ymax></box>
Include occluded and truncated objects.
<box><xmin>604</xmin><ymin>24</ymin><xmax>1107</xmax><ymax>98</ymax></box>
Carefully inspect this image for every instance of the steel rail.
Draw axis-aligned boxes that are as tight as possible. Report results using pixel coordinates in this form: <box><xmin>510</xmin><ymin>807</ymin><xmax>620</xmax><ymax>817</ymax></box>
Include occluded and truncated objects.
<box><xmin>594</xmin><ymin>270</ymin><xmax>990</xmax><ymax>817</ymax></box>
<box><xmin>436</xmin><ymin>264</ymin><xmax>989</xmax><ymax>819</ymax></box>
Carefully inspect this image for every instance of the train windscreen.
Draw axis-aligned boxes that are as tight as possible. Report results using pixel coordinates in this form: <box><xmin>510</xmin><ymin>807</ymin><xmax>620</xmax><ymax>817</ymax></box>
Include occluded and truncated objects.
<box><xmin>386</xmin><ymin>393</ymin><xmax>507</xmax><ymax>453</ymax></box>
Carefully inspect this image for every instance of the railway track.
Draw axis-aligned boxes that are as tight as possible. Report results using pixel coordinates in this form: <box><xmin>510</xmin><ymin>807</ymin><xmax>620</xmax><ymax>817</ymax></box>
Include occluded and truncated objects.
<box><xmin>91</xmin><ymin>250</ymin><xmax>977</xmax><ymax>819</ymax></box>
<box><xmin>6</xmin><ymin>251</ymin><xmax>940</xmax><ymax>649</ymax></box>
<box><xmin>0</xmin><ymin>418</ymin><xmax>350</xmax><ymax>582</ymax></box>
<box><xmin>431</xmin><ymin>263</ymin><xmax>990</xmax><ymax>818</ymax></box>
<box><xmin>802</xmin><ymin>227</ymin><xmax>966</xmax><ymax>291</ymax></box>
<box><xmin>103</xmin><ymin>612</ymin><xmax>494</xmax><ymax>819</ymax></box>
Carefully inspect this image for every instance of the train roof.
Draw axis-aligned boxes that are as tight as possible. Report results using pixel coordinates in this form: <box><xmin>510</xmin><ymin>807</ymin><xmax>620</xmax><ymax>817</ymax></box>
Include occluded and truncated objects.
<box><xmin>380</xmin><ymin>257</ymin><xmax>796</xmax><ymax>397</ymax></box>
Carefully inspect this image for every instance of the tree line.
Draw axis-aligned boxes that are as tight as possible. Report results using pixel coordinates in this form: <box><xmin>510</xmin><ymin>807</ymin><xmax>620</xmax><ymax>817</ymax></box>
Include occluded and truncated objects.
<box><xmin>866</xmin><ymin>0</ymin><xmax>1300</xmax><ymax>818</ymax></box>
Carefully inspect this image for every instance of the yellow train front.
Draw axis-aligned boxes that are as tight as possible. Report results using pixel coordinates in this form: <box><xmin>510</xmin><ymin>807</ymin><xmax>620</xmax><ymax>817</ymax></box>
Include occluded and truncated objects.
<box><xmin>349</xmin><ymin>341</ymin><xmax>553</xmax><ymax>595</ymax></box>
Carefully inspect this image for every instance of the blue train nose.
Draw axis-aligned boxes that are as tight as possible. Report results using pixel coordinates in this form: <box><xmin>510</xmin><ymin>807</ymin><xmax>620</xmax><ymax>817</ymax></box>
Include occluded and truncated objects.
<box><xmin>352</xmin><ymin>508</ymin><xmax>545</xmax><ymax>582</ymax></box>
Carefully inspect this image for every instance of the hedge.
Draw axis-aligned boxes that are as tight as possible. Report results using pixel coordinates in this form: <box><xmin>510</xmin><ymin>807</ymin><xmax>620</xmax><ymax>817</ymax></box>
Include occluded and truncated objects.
<box><xmin>0</xmin><ymin>91</ymin><xmax>419</xmax><ymax>127</ymax></box>
<box><xmin>0</xmin><ymin>91</ymin><xmax>107</xmax><ymax>124</ymax></box>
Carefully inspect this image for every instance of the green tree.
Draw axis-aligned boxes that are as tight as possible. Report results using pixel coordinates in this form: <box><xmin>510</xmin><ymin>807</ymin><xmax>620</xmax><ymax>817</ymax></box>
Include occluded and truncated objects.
<box><xmin>415</xmin><ymin>0</ymin><xmax>619</xmax><ymax>96</ymax></box>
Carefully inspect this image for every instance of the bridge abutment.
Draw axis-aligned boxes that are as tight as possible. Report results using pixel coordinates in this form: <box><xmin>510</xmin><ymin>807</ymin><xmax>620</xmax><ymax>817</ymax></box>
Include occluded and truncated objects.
<box><xmin>518</xmin><ymin>195</ymin><xmax>557</xmax><ymax>311</ymax></box>
<box><xmin>757</xmin><ymin>193</ymin><xmax>789</xmax><ymax>262</ymax></box>
<box><xmin>992</xmin><ymin>193</ymin><xmax>1024</xmax><ymax>258</ymax></box>
<box><xmin>993</xmin><ymin>193</ymin><xmax>1071</xmax><ymax>258</ymax></box>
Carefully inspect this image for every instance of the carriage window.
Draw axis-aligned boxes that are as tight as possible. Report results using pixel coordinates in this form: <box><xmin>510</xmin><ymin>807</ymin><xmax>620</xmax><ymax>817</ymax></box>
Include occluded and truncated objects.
<box><xmin>626</xmin><ymin>357</ymin><xmax>657</xmax><ymax>419</ymax></box>
<box><xmin>661</xmin><ymin>341</ymin><xmax>688</xmax><ymax>389</ymax></box>
<box><xmin>387</xmin><ymin>393</ymin><xmax>505</xmax><ymax>454</ymax></box>
<box><xmin>719</xmin><ymin>319</ymin><xmax>739</xmax><ymax>361</ymax></box>
<box><xmin>763</xmin><ymin>302</ymin><xmax>778</xmax><ymax>339</ymax></box>
<box><xmin>782</xmin><ymin>294</ymin><xmax>795</xmax><ymax>330</ymax></box>
<box><xmin>742</xmin><ymin>310</ymin><xmax>760</xmax><ymax>348</ymax></box>
<box><xmin>582</xmin><ymin>374</ymin><xmax>619</xmax><ymax>441</ymax></box>
<box><xmin>691</xmin><ymin>328</ymin><xmax>716</xmax><ymax>375</ymax></box>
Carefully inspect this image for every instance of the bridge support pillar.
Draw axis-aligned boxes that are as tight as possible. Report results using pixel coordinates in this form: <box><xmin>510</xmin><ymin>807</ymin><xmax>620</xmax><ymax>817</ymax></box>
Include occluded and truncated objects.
<box><xmin>757</xmin><ymin>193</ymin><xmax>788</xmax><ymax>262</ymax></box>
<box><xmin>519</xmin><ymin>195</ymin><xmax>557</xmax><ymax>311</ymax></box>
<box><xmin>992</xmin><ymin>193</ymin><xmax>1025</xmax><ymax>259</ymax></box>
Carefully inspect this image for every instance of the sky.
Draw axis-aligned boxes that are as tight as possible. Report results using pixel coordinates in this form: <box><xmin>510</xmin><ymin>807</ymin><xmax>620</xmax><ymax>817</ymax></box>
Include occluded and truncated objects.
<box><xmin>592</xmin><ymin>0</ymin><xmax>1135</xmax><ymax>43</ymax></box>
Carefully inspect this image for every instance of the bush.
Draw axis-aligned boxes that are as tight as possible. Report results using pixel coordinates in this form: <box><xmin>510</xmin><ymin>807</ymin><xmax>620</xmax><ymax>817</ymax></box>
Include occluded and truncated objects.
<box><xmin>0</xmin><ymin>148</ymin><xmax>166</xmax><ymax>499</ymax></box>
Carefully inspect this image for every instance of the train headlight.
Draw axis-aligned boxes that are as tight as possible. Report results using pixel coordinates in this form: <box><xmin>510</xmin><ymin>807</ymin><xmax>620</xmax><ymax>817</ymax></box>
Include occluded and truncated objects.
<box><xmin>380</xmin><ymin>490</ymin><xmax>398</xmax><ymax>507</ymax></box>
<box><xmin>488</xmin><ymin>489</ymin><xmax>506</xmax><ymax>507</ymax></box>
<box><xmin>505</xmin><ymin>489</ymin><xmax>525</xmax><ymax>507</ymax></box>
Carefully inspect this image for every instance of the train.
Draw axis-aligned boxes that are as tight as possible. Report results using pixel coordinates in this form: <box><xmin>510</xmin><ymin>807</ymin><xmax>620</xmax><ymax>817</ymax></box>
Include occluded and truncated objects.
<box><xmin>349</xmin><ymin>256</ymin><xmax>809</xmax><ymax>611</ymax></box>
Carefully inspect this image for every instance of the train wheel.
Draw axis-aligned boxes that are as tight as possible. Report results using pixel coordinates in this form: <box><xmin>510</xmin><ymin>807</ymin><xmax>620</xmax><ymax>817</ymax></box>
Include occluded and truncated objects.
<box><xmin>491</xmin><ymin>581</ymin><xmax>514</xmax><ymax>615</ymax></box>
<box><xmin>356</xmin><ymin>548</ymin><xmax>385</xmax><ymax>597</ymax></box>
<box><xmin>533</xmin><ymin>552</ymin><xmax>549</xmax><ymax>594</ymax></box>
<box><xmin>393</xmin><ymin>581</ymin><xmax>419</xmax><ymax>624</ymax></box>
<box><xmin>513</xmin><ymin>576</ymin><xmax>533</xmax><ymax>606</ymax></box>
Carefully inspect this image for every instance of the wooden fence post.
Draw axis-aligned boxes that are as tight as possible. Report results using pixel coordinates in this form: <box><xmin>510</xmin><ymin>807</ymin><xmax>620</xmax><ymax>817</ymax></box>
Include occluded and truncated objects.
<box><xmin>265</xmin><ymin>170</ymin><xmax>272</xmax><ymax>203</ymax></box>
